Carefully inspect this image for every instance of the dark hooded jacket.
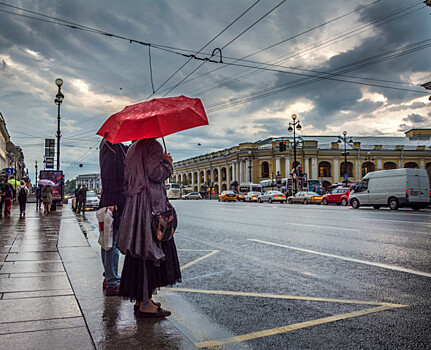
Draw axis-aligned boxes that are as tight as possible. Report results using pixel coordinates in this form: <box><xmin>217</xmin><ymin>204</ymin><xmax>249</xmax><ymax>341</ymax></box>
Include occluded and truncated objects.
<box><xmin>99</xmin><ymin>139</ymin><xmax>128</xmax><ymax>222</ymax></box>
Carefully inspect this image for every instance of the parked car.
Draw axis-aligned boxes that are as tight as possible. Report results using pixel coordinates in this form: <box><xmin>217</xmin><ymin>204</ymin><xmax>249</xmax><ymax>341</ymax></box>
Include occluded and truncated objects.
<box><xmin>182</xmin><ymin>192</ymin><xmax>202</xmax><ymax>200</ymax></box>
<box><xmin>218</xmin><ymin>190</ymin><xmax>237</xmax><ymax>202</ymax></box>
<box><xmin>321</xmin><ymin>187</ymin><xmax>351</xmax><ymax>206</ymax></box>
<box><xmin>258</xmin><ymin>190</ymin><xmax>286</xmax><ymax>203</ymax></box>
<box><xmin>349</xmin><ymin>168</ymin><xmax>430</xmax><ymax>210</ymax></box>
<box><xmin>287</xmin><ymin>191</ymin><xmax>322</xmax><ymax>204</ymax></box>
<box><xmin>244</xmin><ymin>191</ymin><xmax>261</xmax><ymax>202</ymax></box>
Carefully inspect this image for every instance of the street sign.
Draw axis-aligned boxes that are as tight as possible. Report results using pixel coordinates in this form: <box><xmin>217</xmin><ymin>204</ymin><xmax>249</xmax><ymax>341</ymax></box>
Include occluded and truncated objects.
<box><xmin>276</xmin><ymin>173</ymin><xmax>282</xmax><ymax>188</ymax></box>
<box><xmin>5</xmin><ymin>168</ymin><xmax>13</xmax><ymax>176</ymax></box>
<box><xmin>292</xmin><ymin>173</ymin><xmax>297</xmax><ymax>179</ymax></box>
<box><xmin>45</xmin><ymin>157</ymin><xmax>54</xmax><ymax>169</ymax></box>
<box><xmin>45</xmin><ymin>139</ymin><xmax>55</xmax><ymax>157</ymax></box>
<box><xmin>344</xmin><ymin>174</ymin><xmax>348</xmax><ymax>180</ymax></box>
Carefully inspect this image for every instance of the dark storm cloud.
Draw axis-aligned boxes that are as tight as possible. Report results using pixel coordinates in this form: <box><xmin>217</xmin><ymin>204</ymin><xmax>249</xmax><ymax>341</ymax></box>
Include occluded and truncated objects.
<box><xmin>403</xmin><ymin>113</ymin><xmax>429</xmax><ymax>124</ymax></box>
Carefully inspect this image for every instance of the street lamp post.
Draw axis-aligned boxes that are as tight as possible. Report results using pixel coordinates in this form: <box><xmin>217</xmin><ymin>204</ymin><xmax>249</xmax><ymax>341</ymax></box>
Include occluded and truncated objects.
<box><xmin>247</xmin><ymin>150</ymin><xmax>255</xmax><ymax>183</ymax></box>
<box><xmin>337</xmin><ymin>131</ymin><xmax>353</xmax><ymax>185</ymax></box>
<box><xmin>54</xmin><ymin>78</ymin><xmax>64</xmax><ymax>171</ymax></box>
<box><xmin>288</xmin><ymin>114</ymin><xmax>302</xmax><ymax>194</ymax></box>
<box><xmin>35</xmin><ymin>160</ymin><xmax>38</xmax><ymax>187</ymax></box>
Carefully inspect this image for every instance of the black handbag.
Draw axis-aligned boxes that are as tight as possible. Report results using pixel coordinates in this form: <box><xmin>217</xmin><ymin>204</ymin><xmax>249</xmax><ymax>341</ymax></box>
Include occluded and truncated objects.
<box><xmin>151</xmin><ymin>201</ymin><xmax>177</xmax><ymax>242</ymax></box>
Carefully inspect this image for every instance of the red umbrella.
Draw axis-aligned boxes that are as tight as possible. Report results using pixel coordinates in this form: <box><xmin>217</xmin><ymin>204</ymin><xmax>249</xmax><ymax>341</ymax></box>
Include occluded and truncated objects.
<box><xmin>97</xmin><ymin>96</ymin><xmax>208</xmax><ymax>146</ymax></box>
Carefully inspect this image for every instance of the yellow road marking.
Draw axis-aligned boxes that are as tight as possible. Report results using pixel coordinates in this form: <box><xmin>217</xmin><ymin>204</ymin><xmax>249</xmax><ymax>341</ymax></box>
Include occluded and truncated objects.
<box><xmin>194</xmin><ymin>305</ymin><xmax>405</xmax><ymax>349</ymax></box>
<box><xmin>169</xmin><ymin>287</ymin><xmax>407</xmax><ymax>307</ymax></box>
<box><xmin>180</xmin><ymin>250</ymin><xmax>220</xmax><ymax>271</ymax></box>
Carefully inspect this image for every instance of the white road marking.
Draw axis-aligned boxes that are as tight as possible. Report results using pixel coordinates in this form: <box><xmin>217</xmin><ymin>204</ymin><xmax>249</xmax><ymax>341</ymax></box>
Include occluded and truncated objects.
<box><xmin>249</xmin><ymin>239</ymin><xmax>431</xmax><ymax>278</ymax></box>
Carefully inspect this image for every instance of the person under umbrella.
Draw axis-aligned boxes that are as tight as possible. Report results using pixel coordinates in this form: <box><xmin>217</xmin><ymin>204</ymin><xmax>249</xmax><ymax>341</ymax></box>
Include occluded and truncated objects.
<box><xmin>99</xmin><ymin>95</ymin><xmax>208</xmax><ymax>317</ymax></box>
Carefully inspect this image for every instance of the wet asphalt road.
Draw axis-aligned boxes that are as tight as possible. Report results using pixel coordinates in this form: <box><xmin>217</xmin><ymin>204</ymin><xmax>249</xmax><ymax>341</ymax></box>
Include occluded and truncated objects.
<box><xmin>80</xmin><ymin>201</ymin><xmax>431</xmax><ymax>349</ymax></box>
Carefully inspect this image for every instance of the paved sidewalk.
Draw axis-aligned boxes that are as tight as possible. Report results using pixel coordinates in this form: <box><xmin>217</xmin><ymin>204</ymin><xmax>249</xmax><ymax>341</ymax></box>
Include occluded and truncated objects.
<box><xmin>0</xmin><ymin>204</ymin><xmax>196</xmax><ymax>350</ymax></box>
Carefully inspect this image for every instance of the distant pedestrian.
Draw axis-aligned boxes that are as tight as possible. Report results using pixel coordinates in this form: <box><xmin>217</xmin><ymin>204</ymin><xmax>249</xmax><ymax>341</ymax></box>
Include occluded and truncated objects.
<box><xmin>41</xmin><ymin>184</ymin><xmax>53</xmax><ymax>214</ymax></box>
<box><xmin>98</xmin><ymin>139</ymin><xmax>128</xmax><ymax>296</ymax></box>
<box><xmin>35</xmin><ymin>184</ymin><xmax>42</xmax><ymax>210</ymax></box>
<box><xmin>17</xmin><ymin>180</ymin><xmax>29</xmax><ymax>217</ymax></box>
<box><xmin>0</xmin><ymin>178</ymin><xmax>6</xmax><ymax>216</ymax></box>
<box><xmin>77</xmin><ymin>185</ymin><xmax>87</xmax><ymax>214</ymax></box>
<box><xmin>3</xmin><ymin>183</ymin><xmax>13</xmax><ymax>217</ymax></box>
<box><xmin>74</xmin><ymin>184</ymin><xmax>81</xmax><ymax>212</ymax></box>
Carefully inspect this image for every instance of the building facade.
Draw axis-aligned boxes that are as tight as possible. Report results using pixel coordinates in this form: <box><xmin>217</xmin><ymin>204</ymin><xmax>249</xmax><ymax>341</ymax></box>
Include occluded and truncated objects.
<box><xmin>76</xmin><ymin>173</ymin><xmax>101</xmax><ymax>193</ymax></box>
<box><xmin>172</xmin><ymin>129</ymin><xmax>431</xmax><ymax>193</ymax></box>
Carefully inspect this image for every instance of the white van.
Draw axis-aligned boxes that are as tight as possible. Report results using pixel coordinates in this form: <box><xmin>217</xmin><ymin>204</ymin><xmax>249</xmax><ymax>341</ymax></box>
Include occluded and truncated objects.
<box><xmin>238</xmin><ymin>183</ymin><xmax>262</xmax><ymax>201</ymax></box>
<box><xmin>349</xmin><ymin>168</ymin><xmax>430</xmax><ymax>210</ymax></box>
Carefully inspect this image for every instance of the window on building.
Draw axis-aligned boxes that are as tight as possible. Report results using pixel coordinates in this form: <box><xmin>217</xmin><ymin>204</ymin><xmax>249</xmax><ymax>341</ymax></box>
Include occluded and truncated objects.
<box><xmin>404</xmin><ymin>162</ymin><xmax>418</xmax><ymax>169</ymax></box>
<box><xmin>362</xmin><ymin>162</ymin><xmax>375</xmax><ymax>177</ymax></box>
<box><xmin>339</xmin><ymin>162</ymin><xmax>354</xmax><ymax>177</ymax></box>
<box><xmin>383</xmin><ymin>162</ymin><xmax>397</xmax><ymax>170</ymax></box>
<box><xmin>221</xmin><ymin>167</ymin><xmax>227</xmax><ymax>181</ymax></box>
<box><xmin>261</xmin><ymin>161</ymin><xmax>269</xmax><ymax>178</ymax></box>
<box><xmin>318</xmin><ymin>161</ymin><xmax>331</xmax><ymax>177</ymax></box>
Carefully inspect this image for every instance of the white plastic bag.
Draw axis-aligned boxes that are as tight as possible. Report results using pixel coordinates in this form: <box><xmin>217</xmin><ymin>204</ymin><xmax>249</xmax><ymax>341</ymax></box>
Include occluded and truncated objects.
<box><xmin>95</xmin><ymin>208</ymin><xmax>114</xmax><ymax>251</ymax></box>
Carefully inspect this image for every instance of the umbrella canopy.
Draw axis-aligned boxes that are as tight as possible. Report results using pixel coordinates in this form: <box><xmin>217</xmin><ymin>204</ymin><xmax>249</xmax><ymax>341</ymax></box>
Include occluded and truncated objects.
<box><xmin>8</xmin><ymin>179</ymin><xmax>20</xmax><ymax>187</ymax></box>
<box><xmin>38</xmin><ymin>179</ymin><xmax>55</xmax><ymax>186</ymax></box>
<box><xmin>97</xmin><ymin>95</ymin><xmax>208</xmax><ymax>144</ymax></box>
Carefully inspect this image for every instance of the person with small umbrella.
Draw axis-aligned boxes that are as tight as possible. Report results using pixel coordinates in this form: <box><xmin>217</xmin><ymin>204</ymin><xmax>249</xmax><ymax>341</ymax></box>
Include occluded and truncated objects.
<box><xmin>0</xmin><ymin>177</ymin><xmax>7</xmax><ymax>215</ymax></box>
<box><xmin>41</xmin><ymin>184</ymin><xmax>53</xmax><ymax>214</ymax></box>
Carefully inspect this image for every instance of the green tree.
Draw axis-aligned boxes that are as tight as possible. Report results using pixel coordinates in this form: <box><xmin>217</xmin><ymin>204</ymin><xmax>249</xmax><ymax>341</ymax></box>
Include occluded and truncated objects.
<box><xmin>65</xmin><ymin>179</ymin><xmax>76</xmax><ymax>194</ymax></box>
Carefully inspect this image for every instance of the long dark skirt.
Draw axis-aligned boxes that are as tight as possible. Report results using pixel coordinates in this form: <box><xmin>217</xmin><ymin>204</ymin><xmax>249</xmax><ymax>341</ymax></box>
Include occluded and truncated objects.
<box><xmin>119</xmin><ymin>237</ymin><xmax>181</xmax><ymax>303</ymax></box>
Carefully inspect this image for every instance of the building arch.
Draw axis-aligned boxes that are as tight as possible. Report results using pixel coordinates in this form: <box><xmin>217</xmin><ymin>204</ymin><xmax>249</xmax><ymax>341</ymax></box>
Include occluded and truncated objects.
<box><xmin>221</xmin><ymin>183</ymin><xmax>227</xmax><ymax>191</ymax></box>
<box><xmin>177</xmin><ymin>174</ymin><xmax>181</xmax><ymax>184</ymax></box>
<box><xmin>362</xmin><ymin>161</ymin><xmax>375</xmax><ymax>177</ymax></box>
<box><xmin>200</xmin><ymin>170</ymin><xmax>205</xmax><ymax>183</ymax></box>
<box><xmin>383</xmin><ymin>161</ymin><xmax>397</xmax><ymax>170</ymax></box>
<box><xmin>318</xmin><ymin>161</ymin><xmax>332</xmax><ymax>177</ymax></box>
<box><xmin>221</xmin><ymin>167</ymin><xmax>227</xmax><ymax>181</ymax></box>
<box><xmin>229</xmin><ymin>166</ymin><xmax>233</xmax><ymax>181</ymax></box>
<box><xmin>261</xmin><ymin>161</ymin><xmax>270</xmax><ymax>178</ymax></box>
<box><xmin>322</xmin><ymin>180</ymin><xmax>332</xmax><ymax>194</ymax></box>
<box><xmin>213</xmin><ymin>168</ymin><xmax>218</xmax><ymax>182</ymax></box>
<box><xmin>206</xmin><ymin>169</ymin><xmax>211</xmax><ymax>184</ymax></box>
<box><xmin>404</xmin><ymin>161</ymin><xmax>418</xmax><ymax>169</ymax></box>
<box><xmin>193</xmin><ymin>171</ymin><xmax>198</xmax><ymax>183</ymax></box>
<box><xmin>339</xmin><ymin>161</ymin><xmax>354</xmax><ymax>177</ymax></box>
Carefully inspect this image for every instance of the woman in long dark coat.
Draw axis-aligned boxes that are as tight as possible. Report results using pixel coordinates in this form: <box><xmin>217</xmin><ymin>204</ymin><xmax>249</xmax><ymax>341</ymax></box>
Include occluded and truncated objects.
<box><xmin>116</xmin><ymin>138</ymin><xmax>181</xmax><ymax>317</ymax></box>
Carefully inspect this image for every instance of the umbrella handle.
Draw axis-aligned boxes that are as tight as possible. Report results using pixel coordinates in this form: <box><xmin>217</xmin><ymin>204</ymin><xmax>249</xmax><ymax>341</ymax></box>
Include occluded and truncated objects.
<box><xmin>162</xmin><ymin>137</ymin><xmax>167</xmax><ymax>153</ymax></box>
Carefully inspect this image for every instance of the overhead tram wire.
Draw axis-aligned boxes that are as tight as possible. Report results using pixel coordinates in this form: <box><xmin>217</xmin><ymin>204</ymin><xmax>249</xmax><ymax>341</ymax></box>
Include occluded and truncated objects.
<box><xmin>168</xmin><ymin>0</ymin><xmax>387</xmax><ymax>94</ymax></box>
<box><xmin>204</xmin><ymin>39</ymin><xmax>431</xmax><ymax>113</ymax></box>
<box><xmin>161</xmin><ymin>0</ymin><xmax>287</xmax><ymax>97</ymax></box>
<box><xmin>185</xmin><ymin>1</ymin><xmax>424</xmax><ymax>97</ymax></box>
<box><xmin>152</xmin><ymin>0</ymin><xmax>262</xmax><ymax>99</ymax></box>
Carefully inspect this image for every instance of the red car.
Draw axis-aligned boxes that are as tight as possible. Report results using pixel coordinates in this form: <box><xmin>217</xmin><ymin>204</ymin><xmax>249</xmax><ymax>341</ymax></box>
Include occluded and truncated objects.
<box><xmin>321</xmin><ymin>187</ymin><xmax>351</xmax><ymax>206</ymax></box>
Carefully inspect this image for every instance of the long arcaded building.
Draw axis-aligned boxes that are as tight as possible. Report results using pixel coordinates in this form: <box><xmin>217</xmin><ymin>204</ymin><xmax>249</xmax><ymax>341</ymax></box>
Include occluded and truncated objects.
<box><xmin>172</xmin><ymin>128</ymin><xmax>431</xmax><ymax>193</ymax></box>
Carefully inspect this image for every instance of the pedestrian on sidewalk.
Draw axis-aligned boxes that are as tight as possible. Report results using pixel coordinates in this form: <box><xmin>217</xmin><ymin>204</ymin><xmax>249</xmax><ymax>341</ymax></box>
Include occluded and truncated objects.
<box><xmin>3</xmin><ymin>183</ymin><xmax>13</xmax><ymax>217</ymax></box>
<box><xmin>73</xmin><ymin>184</ymin><xmax>81</xmax><ymax>212</ymax></box>
<box><xmin>116</xmin><ymin>139</ymin><xmax>181</xmax><ymax>317</ymax></box>
<box><xmin>17</xmin><ymin>180</ymin><xmax>29</xmax><ymax>217</ymax></box>
<box><xmin>98</xmin><ymin>139</ymin><xmax>128</xmax><ymax>296</ymax></box>
<box><xmin>77</xmin><ymin>185</ymin><xmax>87</xmax><ymax>215</ymax></box>
<box><xmin>0</xmin><ymin>178</ymin><xmax>6</xmax><ymax>216</ymax></box>
<box><xmin>41</xmin><ymin>184</ymin><xmax>53</xmax><ymax>214</ymax></box>
<box><xmin>35</xmin><ymin>184</ymin><xmax>42</xmax><ymax>210</ymax></box>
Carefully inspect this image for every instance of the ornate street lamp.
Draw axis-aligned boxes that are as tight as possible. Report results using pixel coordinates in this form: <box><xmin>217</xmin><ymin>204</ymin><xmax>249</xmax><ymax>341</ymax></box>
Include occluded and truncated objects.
<box><xmin>54</xmin><ymin>78</ymin><xmax>64</xmax><ymax>170</ymax></box>
<box><xmin>288</xmin><ymin>114</ymin><xmax>302</xmax><ymax>194</ymax></box>
<box><xmin>34</xmin><ymin>160</ymin><xmax>38</xmax><ymax>187</ymax></box>
<box><xmin>337</xmin><ymin>131</ymin><xmax>353</xmax><ymax>184</ymax></box>
<box><xmin>247</xmin><ymin>150</ymin><xmax>255</xmax><ymax>183</ymax></box>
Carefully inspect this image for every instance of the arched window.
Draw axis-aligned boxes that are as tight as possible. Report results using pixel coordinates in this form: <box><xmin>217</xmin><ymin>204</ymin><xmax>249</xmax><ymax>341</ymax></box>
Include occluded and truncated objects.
<box><xmin>404</xmin><ymin>162</ymin><xmax>418</xmax><ymax>169</ymax></box>
<box><xmin>221</xmin><ymin>184</ymin><xmax>227</xmax><ymax>191</ymax></box>
<box><xmin>383</xmin><ymin>161</ymin><xmax>397</xmax><ymax>170</ymax></box>
<box><xmin>362</xmin><ymin>162</ymin><xmax>375</xmax><ymax>177</ymax></box>
<box><xmin>339</xmin><ymin>162</ymin><xmax>354</xmax><ymax>177</ymax></box>
<box><xmin>200</xmin><ymin>171</ymin><xmax>205</xmax><ymax>183</ymax></box>
<box><xmin>229</xmin><ymin>166</ymin><xmax>233</xmax><ymax>181</ymax></box>
<box><xmin>261</xmin><ymin>161</ymin><xmax>270</xmax><ymax>178</ymax></box>
<box><xmin>221</xmin><ymin>167</ymin><xmax>227</xmax><ymax>181</ymax></box>
<box><xmin>193</xmin><ymin>172</ymin><xmax>198</xmax><ymax>183</ymax></box>
<box><xmin>318</xmin><ymin>161</ymin><xmax>331</xmax><ymax>177</ymax></box>
<box><xmin>213</xmin><ymin>168</ymin><xmax>218</xmax><ymax>182</ymax></box>
<box><xmin>178</xmin><ymin>175</ymin><xmax>182</xmax><ymax>183</ymax></box>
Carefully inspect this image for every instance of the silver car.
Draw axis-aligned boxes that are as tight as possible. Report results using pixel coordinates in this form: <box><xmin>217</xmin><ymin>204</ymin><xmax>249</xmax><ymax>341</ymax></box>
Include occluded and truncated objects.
<box><xmin>182</xmin><ymin>192</ymin><xmax>202</xmax><ymax>200</ymax></box>
<box><xmin>244</xmin><ymin>191</ymin><xmax>261</xmax><ymax>202</ymax></box>
<box><xmin>257</xmin><ymin>190</ymin><xmax>286</xmax><ymax>203</ymax></box>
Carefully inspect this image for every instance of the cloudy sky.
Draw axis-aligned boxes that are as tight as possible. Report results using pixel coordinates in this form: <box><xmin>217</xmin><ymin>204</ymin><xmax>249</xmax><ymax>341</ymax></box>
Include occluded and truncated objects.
<box><xmin>0</xmin><ymin>0</ymin><xmax>430</xmax><ymax>181</ymax></box>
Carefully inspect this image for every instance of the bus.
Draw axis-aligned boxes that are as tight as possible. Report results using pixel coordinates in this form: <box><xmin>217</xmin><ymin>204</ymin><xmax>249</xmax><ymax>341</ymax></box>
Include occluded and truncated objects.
<box><xmin>166</xmin><ymin>183</ymin><xmax>181</xmax><ymax>199</ymax></box>
<box><xmin>238</xmin><ymin>182</ymin><xmax>262</xmax><ymax>201</ymax></box>
<box><xmin>259</xmin><ymin>179</ymin><xmax>276</xmax><ymax>192</ymax></box>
